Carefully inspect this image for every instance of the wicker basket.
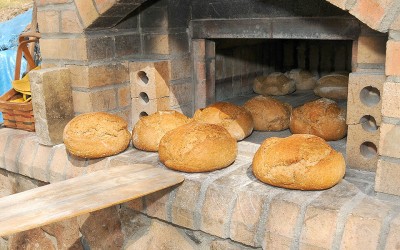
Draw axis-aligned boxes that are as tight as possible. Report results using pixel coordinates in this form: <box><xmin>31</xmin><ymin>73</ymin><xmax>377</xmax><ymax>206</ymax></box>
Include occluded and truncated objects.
<box><xmin>0</xmin><ymin>32</ymin><xmax>40</xmax><ymax>132</ymax></box>
<box><xmin>0</xmin><ymin>89</ymin><xmax>35</xmax><ymax>131</ymax></box>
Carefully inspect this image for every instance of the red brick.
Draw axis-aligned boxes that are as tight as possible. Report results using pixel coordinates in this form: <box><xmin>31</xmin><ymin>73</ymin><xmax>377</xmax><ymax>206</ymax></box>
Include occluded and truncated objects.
<box><xmin>381</xmin><ymin>81</ymin><xmax>400</xmax><ymax>118</ymax></box>
<box><xmin>379</xmin><ymin>122</ymin><xmax>400</xmax><ymax>158</ymax></box>
<box><xmin>48</xmin><ymin>145</ymin><xmax>68</xmax><ymax>182</ymax></box>
<box><xmin>123</xmin><ymin>198</ymin><xmax>144</xmax><ymax>212</ymax></box>
<box><xmin>356</xmin><ymin>35</ymin><xmax>386</xmax><ymax>64</ymax></box>
<box><xmin>41</xmin><ymin>217</ymin><xmax>81</xmax><ymax>249</ymax></box>
<box><xmin>300</xmin><ymin>183</ymin><xmax>360</xmax><ymax>249</ymax></box>
<box><xmin>201</xmin><ymin>184</ymin><xmax>236</xmax><ymax>238</ymax></box>
<box><xmin>94</xmin><ymin>0</ymin><xmax>116</xmax><ymax>14</ymax></box>
<box><xmin>69</xmin><ymin>63</ymin><xmax>129</xmax><ymax>88</ymax></box>
<box><xmin>40</xmin><ymin>38</ymin><xmax>87</xmax><ymax>61</ymax></box>
<box><xmin>65</xmin><ymin>155</ymin><xmax>87</xmax><ymax>179</ymax></box>
<box><xmin>386</xmin><ymin>212</ymin><xmax>400</xmax><ymax>249</ymax></box>
<box><xmin>386</xmin><ymin>40</ymin><xmax>400</xmax><ymax>76</ymax></box>
<box><xmin>375</xmin><ymin>157</ymin><xmax>400</xmax><ymax>196</ymax></box>
<box><xmin>169</xmin><ymin>81</ymin><xmax>194</xmax><ymax>108</ymax></box>
<box><xmin>341</xmin><ymin>196</ymin><xmax>391</xmax><ymax>249</ymax></box>
<box><xmin>117</xmin><ymin>85</ymin><xmax>131</xmax><ymax>108</ymax></box>
<box><xmin>31</xmin><ymin>144</ymin><xmax>54</xmax><ymax>182</ymax></box>
<box><xmin>4</xmin><ymin>133</ymin><xmax>31</xmax><ymax>173</ymax></box>
<box><xmin>144</xmin><ymin>187</ymin><xmax>173</xmax><ymax>221</ymax></box>
<box><xmin>326</xmin><ymin>0</ymin><xmax>347</xmax><ymax>10</ymax></box>
<box><xmin>349</xmin><ymin>0</ymin><xmax>387</xmax><ymax>31</ymax></box>
<box><xmin>171</xmin><ymin>179</ymin><xmax>202</xmax><ymax>229</ymax></box>
<box><xmin>74</xmin><ymin>0</ymin><xmax>99</xmax><ymax>28</ymax></box>
<box><xmin>61</xmin><ymin>9</ymin><xmax>84</xmax><ymax>33</ymax></box>
<box><xmin>37</xmin><ymin>10</ymin><xmax>60</xmax><ymax>33</ymax></box>
<box><xmin>86</xmin><ymin>158</ymin><xmax>109</xmax><ymax>174</ymax></box>
<box><xmin>390</xmin><ymin>14</ymin><xmax>400</xmax><ymax>31</ymax></box>
<box><xmin>230</xmin><ymin>182</ymin><xmax>273</xmax><ymax>247</ymax></box>
<box><xmin>18</xmin><ymin>136</ymin><xmax>38</xmax><ymax>178</ymax></box>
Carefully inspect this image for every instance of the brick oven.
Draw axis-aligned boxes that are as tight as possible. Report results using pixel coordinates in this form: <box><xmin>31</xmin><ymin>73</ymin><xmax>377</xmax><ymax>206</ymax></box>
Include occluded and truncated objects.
<box><xmin>1</xmin><ymin>0</ymin><xmax>400</xmax><ymax>249</ymax></box>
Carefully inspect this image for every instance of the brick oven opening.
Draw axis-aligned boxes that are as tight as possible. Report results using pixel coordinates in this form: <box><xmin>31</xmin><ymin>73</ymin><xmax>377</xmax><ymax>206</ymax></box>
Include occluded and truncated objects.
<box><xmin>207</xmin><ymin>38</ymin><xmax>354</xmax><ymax>159</ymax></box>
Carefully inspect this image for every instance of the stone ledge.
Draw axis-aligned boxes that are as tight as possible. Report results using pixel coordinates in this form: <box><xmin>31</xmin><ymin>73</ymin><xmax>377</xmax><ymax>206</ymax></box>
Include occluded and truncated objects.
<box><xmin>1</xmin><ymin>127</ymin><xmax>400</xmax><ymax>248</ymax></box>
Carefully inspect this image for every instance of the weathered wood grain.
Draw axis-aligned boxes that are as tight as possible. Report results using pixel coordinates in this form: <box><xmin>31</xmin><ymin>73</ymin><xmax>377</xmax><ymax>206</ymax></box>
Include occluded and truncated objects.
<box><xmin>0</xmin><ymin>164</ymin><xmax>184</xmax><ymax>236</ymax></box>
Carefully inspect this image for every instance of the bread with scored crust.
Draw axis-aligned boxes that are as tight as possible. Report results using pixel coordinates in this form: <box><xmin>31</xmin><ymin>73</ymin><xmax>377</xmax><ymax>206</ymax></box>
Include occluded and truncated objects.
<box><xmin>243</xmin><ymin>95</ymin><xmax>292</xmax><ymax>131</ymax></box>
<box><xmin>193</xmin><ymin>102</ymin><xmax>254</xmax><ymax>141</ymax></box>
<box><xmin>132</xmin><ymin>110</ymin><xmax>191</xmax><ymax>152</ymax></box>
<box><xmin>289</xmin><ymin>98</ymin><xmax>347</xmax><ymax>141</ymax></box>
<box><xmin>63</xmin><ymin>112</ymin><xmax>131</xmax><ymax>159</ymax></box>
<box><xmin>252</xmin><ymin>134</ymin><xmax>345</xmax><ymax>190</ymax></box>
<box><xmin>159</xmin><ymin>122</ymin><xmax>237</xmax><ymax>172</ymax></box>
<box><xmin>253</xmin><ymin>72</ymin><xmax>296</xmax><ymax>96</ymax></box>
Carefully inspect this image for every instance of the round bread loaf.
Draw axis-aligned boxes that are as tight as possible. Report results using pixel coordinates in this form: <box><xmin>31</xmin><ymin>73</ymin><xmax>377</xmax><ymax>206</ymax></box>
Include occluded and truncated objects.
<box><xmin>243</xmin><ymin>95</ymin><xmax>292</xmax><ymax>131</ymax></box>
<box><xmin>289</xmin><ymin>98</ymin><xmax>347</xmax><ymax>141</ymax></box>
<box><xmin>193</xmin><ymin>102</ymin><xmax>254</xmax><ymax>141</ymax></box>
<box><xmin>159</xmin><ymin>122</ymin><xmax>238</xmax><ymax>172</ymax></box>
<box><xmin>63</xmin><ymin>112</ymin><xmax>131</xmax><ymax>159</ymax></box>
<box><xmin>253</xmin><ymin>72</ymin><xmax>296</xmax><ymax>96</ymax></box>
<box><xmin>252</xmin><ymin>134</ymin><xmax>346</xmax><ymax>190</ymax></box>
<box><xmin>132</xmin><ymin>110</ymin><xmax>191</xmax><ymax>152</ymax></box>
<box><xmin>314</xmin><ymin>74</ymin><xmax>349</xmax><ymax>100</ymax></box>
<box><xmin>286</xmin><ymin>69</ymin><xmax>317</xmax><ymax>90</ymax></box>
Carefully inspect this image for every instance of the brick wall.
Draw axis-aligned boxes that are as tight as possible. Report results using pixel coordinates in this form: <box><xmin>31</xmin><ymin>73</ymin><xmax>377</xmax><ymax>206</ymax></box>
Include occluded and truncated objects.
<box><xmin>32</xmin><ymin>0</ymin><xmax>400</xmax><ymax>196</ymax></box>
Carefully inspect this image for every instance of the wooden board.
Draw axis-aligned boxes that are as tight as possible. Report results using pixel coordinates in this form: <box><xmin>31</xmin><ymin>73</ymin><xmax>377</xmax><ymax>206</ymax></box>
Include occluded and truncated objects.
<box><xmin>0</xmin><ymin>164</ymin><xmax>184</xmax><ymax>236</ymax></box>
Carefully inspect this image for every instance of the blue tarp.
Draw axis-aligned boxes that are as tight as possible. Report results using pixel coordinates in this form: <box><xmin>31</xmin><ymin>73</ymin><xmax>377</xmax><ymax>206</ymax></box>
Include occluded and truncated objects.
<box><xmin>0</xmin><ymin>9</ymin><xmax>32</xmax><ymax>122</ymax></box>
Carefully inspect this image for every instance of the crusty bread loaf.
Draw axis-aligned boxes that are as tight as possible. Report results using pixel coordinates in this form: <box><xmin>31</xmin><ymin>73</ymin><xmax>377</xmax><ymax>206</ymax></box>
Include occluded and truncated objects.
<box><xmin>193</xmin><ymin>102</ymin><xmax>254</xmax><ymax>141</ymax></box>
<box><xmin>132</xmin><ymin>110</ymin><xmax>191</xmax><ymax>152</ymax></box>
<box><xmin>286</xmin><ymin>69</ymin><xmax>317</xmax><ymax>90</ymax></box>
<box><xmin>253</xmin><ymin>72</ymin><xmax>296</xmax><ymax>96</ymax></box>
<box><xmin>63</xmin><ymin>112</ymin><xmax>131</xmax><ymax>159</ymax></box>
<box><xmin>252</xmin><ymin>134</ymin><xmax>345</xmax><ymax>190</ymax></box>
<box><xmin>159</xmin><ymin>122</ymin><xmax>237</xmax><ymax>172</ymax></box>
<box><xmin>314</xmin><ymin>74</ymin><xmax>349</xmax><ymax>100</ymax></box>
<box><xmin>289</xmin><ymin>98</ymin><xmax>347</xmax><ymax>141</ymax></box>
<box><xmin>243</xmin><ymin>95</ymin><xmax>292</xmax><ymax>131</ymax></box>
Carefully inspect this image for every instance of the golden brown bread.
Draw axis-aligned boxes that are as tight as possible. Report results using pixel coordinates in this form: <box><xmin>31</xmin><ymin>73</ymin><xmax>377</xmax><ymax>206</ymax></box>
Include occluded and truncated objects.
<box><xmin>252</xmin><ymin>134</ymin><xmax>346</xmax><ymax>190</ymax></box>
<box><xmin>243</xmin><ymin>95</ymin><xmax>292</xmax><ymax>131</ymax></box>
<box><xmin>314</xmin><ymin>74</ymin><xmax>349</xmax><ymax>100</ymax></box>
<box><xmin>159</xmin><ymin>122</ymin><xmax>237</xmax><ymax>172</ymax></box>
<box><xmin>132</xmin><ymin>110</ymin><xmax>191</xmax><ymax>152</ymax></box>
<box><xmin>289</xmin><ymin>98</ymin><xmax>347</xmax><ymax>141</ymax></box>
<box><xmin>253</xmin><ymin>72</ymin><xmax>296</xmax><ymax>96</ymax></box>
<box><xmin>286</xmin><ymin>69</ymin><xmax>317</xmax><ymax>90</ymax></box>
<box><xmin>63</xmin><ymin>112</ymin><xmax>131</xmax><ymax>159</ymax></box>
<box><xmin>193</xmin><ymin>102</ymin><xmax>254</xmax><ymax>141</ymax></box>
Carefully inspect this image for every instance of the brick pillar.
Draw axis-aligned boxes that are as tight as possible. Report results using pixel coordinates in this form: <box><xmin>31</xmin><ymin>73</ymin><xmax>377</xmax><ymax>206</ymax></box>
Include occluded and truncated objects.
<box><xmin>375</xmin><ymin>35</ymin><xmax>400</xmax><ymax>196</ymax></box>
<box><xmin>30</xmin><ymin>68</ymin><xmax>74</xmax><ymax>145</ymax></box>
<box><xmin>346</xmin><ymin>26</ymin><xmax>387</xmax><ymax>171</ymax></box>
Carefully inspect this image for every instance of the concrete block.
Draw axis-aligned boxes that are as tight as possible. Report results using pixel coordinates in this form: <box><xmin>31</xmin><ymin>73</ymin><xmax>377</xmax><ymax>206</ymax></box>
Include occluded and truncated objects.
<box><xmin>347</xmin><ymin>72</ymin><xmax>385</xmax><ymax>125</ymax></box>
<box><xmin>346</xmin><ymin>123</ymin><xmax>380</xmax><ymax>171</ymax></box>
<box><xmin>129</xmin><ymin>61</ymin><xmax>171</xmax><ymax>99</ymax></box>
<box><xmin>378</xmin><ymin>121</ymin><xmax>400</xmax><ymax>158</ymax></box>
<box><xmin>356</xmin><ymin>35</ymin><xmax>387</xmax><ymax>64</ymax></box>
<box><xmin>375</xmin><ymin>156</ymin><xmax>400</xmax><ymax>196</ymax></box>
<box><xmin>30</xmin><ymin>67</ymin><xmax>75</xmax><ymax>146</ymax></box>
<box><xmin>131</xmin><ymin>97</ymin><xmax>169</xmax><ymax>125</ymax></box>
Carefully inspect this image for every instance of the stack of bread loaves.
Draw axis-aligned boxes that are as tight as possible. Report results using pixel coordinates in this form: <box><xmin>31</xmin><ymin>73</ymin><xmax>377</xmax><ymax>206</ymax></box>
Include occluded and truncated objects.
<box><xmin>63</xmin><ymin>112</ymin><xmax>131</xmax><ymax>159</ymax></box>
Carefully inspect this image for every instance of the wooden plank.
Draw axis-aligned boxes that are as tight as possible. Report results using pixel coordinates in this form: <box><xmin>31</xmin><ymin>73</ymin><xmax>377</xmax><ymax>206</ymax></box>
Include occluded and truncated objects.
<box><xmin>0</xmin><ymin>164</ymin><xmax>184</xmax><ymax>236</ymax></box>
